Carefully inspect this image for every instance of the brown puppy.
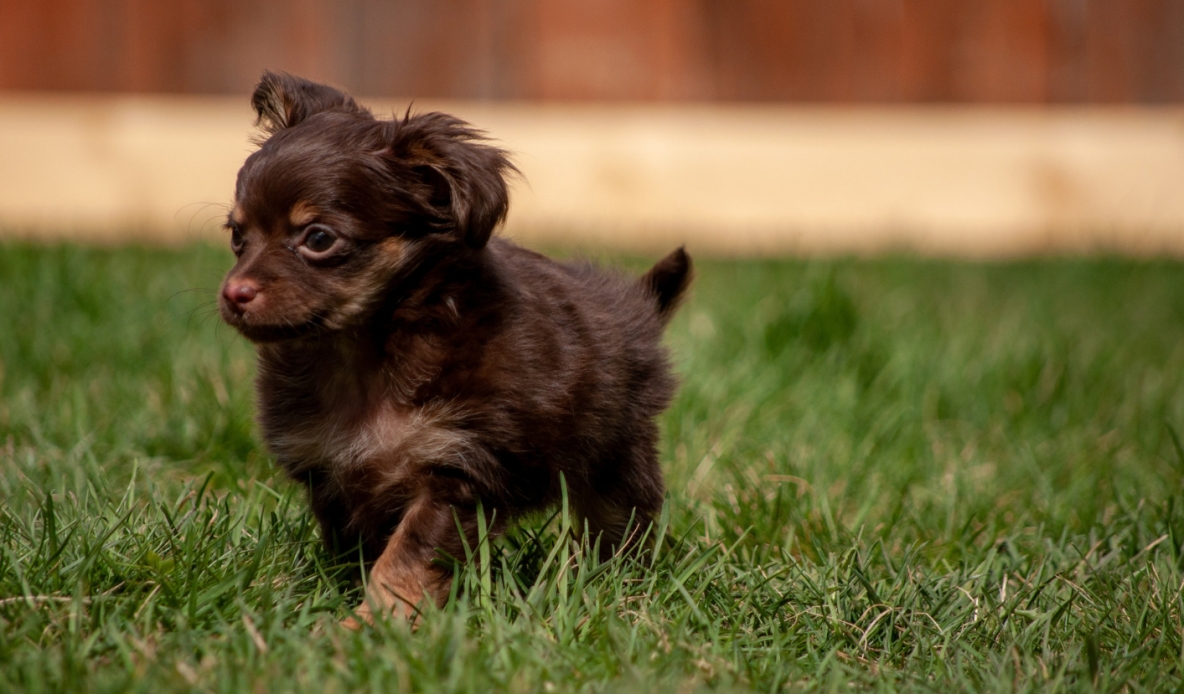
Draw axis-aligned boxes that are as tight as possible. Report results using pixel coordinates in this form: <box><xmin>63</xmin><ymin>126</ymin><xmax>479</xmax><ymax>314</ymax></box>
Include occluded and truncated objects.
<box><xmin>219</xmin><ymin>72</ymin><xmax>691</xmax><ymax>626</ymax></box>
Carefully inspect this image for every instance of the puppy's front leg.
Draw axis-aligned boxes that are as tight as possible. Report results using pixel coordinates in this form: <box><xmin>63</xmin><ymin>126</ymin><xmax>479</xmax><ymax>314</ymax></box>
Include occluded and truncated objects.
<box><xmin>342</xmin><ymin>493</ymin><xmax>485</xmax><ymax>629</ymax></box>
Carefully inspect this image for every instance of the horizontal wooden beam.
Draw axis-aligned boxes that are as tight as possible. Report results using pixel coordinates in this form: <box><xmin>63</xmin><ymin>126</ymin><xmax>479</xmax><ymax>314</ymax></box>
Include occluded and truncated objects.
<box><xmin>1</xmin><ymin>95</ymin><xmax>1182</xmax><ymax>256</ymax></box>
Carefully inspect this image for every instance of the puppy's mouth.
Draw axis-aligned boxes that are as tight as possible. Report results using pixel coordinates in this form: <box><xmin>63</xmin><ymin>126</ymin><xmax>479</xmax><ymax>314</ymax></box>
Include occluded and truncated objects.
<box><xmin>235</xmin><ymin>320</ymin><xmax>323</xmax><ymax>343</ymax></box>
<box><xmin>220</xmin><ymin>306</ymin><xmax>325</xmax><ymax>343</ymax></box>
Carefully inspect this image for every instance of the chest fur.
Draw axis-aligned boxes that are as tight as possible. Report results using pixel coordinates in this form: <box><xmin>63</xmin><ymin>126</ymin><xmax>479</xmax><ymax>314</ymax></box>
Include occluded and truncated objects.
<box><xmin>255</xmin><ymin>356</ymin><xmax>468</xmax><ymax>484</ymax></box>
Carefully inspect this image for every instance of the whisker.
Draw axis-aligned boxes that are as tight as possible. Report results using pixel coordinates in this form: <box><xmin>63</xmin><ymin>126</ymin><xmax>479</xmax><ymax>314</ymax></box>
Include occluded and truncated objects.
<box><xmin>186</xmin><ymin>302</ymin><xmax>218</xmax><ymax>319</ymax></box>
<box><xmin>175</xmin><ymin>201</ymin><xmax>234</xmax><ymax>240</ymax></box>
<box><xmin>170</xmin><ymin>286</ymin><xmax>220</xmax><ymax>306</ymax></box>
<box><xmin>187</xmin><ymin>303</ymin><xmax>221</xmax><ymax>329</ymax></box>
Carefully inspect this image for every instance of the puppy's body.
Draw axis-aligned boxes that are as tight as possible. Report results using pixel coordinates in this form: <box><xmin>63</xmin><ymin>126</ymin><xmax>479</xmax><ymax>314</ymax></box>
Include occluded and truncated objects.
<box><xmin>220</xmin><ymin>73</ymin><xmax>690</xmax><ymax>623</ymax></box>
<box><xmin>259</xmin><ymin>239</ymin><xmax>679</xmax><ymax>561</ymax></box>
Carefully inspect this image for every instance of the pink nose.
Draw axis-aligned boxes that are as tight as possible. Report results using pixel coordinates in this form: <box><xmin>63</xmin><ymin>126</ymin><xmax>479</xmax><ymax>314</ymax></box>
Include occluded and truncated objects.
<box><xmin>223</xmin><ymin>280</ymin><xmax>258</xmax><ymax>308</ymax></box>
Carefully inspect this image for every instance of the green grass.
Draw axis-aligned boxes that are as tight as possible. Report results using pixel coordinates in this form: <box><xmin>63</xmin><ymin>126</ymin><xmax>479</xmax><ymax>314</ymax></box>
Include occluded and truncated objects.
<box><xmin>2</xmin><ymin>242</ymin><xmax>1184</xmax><ymax>692</ymax></box>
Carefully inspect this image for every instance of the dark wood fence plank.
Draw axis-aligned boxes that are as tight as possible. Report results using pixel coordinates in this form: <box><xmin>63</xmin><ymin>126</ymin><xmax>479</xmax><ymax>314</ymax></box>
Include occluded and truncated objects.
<box><xmin>0</xmin><ymin>0</ymin><xmax>1180</xmax><ymax>101</ymax></box>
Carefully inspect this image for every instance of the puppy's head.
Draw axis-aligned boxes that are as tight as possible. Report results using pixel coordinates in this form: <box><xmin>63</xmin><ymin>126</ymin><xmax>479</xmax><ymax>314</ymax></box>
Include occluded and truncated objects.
<box><xmin>219</xmin><ymin>71</ymin><xmax>514</xmax><ymax>343</ymax></box>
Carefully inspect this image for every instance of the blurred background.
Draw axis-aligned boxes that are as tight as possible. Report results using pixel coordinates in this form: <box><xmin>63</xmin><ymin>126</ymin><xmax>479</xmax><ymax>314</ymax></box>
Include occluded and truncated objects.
<box><xmin>1</xmin><ymin>0</ymin><xmax>1183</xmax><ymax>254</ymax></box>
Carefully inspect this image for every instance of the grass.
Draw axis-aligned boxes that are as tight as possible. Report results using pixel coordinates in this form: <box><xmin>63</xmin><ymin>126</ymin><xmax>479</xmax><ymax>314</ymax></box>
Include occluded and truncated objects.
<box><xmin>2</xmin><ymin>242</ymin><xmax>1184</xmax><ymax>692</ymax></box>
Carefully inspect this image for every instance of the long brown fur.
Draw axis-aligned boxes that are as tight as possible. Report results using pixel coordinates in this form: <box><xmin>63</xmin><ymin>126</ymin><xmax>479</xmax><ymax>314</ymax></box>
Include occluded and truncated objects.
<box><xmin>219</xmin><ymin>72</ymin><xmax>692</xmax><ymax>626</ymax></box>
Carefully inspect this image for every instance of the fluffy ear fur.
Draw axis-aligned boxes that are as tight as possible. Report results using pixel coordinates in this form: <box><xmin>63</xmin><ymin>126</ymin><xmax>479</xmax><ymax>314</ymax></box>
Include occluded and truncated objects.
<box><xmin>387</xmin><ymin>112</ymin><xmax>516</xmax><ymax>250</ymax></box>
<box><xmin>641</xmin><ymin>246</ymin><xmax>693</xmax><ymax>322</ymax></box>
<box><xmin>251</xmin><ymin>71</ymin><xmax>367</xmax><ymax>135</ymax></box>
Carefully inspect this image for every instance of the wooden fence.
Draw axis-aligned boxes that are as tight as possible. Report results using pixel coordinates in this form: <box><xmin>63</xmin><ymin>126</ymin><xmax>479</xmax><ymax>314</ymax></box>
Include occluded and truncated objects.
<box><xmin>2</xmin><ymin>0</ymin><xmax>1182</xmax><ymax>101</ymax></box>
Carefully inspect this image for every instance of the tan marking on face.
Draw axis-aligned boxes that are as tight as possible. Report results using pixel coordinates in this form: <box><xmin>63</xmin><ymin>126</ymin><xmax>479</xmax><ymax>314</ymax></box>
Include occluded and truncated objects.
<box><xmin>289</xmin><ymin>202</ymin><xmax>319</xmax><ymax>228</ymax></box>
<box><xmin>329</xmin><ymin>236</ymin><xmax>411</xmax><ymax>327</ymax></box>
<box><xmin>230</xmin><ymin>207</ymin><xmax>246</xmax><ymax>226</ymax></box>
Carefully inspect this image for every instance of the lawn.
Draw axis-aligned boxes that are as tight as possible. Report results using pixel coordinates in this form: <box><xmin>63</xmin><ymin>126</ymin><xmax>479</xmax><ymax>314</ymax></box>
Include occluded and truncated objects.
<box><xmin>1</xmin><ymin>242</ymin><xmax>1183</xmax><ymax>693</ymax></box>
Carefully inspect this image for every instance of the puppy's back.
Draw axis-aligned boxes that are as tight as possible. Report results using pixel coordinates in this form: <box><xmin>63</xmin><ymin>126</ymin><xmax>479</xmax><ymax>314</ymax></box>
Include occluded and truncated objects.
<box><xmin>487</xmin><ymin>240</ymin><xmax>687</xmax><ymax>431</ymax></box>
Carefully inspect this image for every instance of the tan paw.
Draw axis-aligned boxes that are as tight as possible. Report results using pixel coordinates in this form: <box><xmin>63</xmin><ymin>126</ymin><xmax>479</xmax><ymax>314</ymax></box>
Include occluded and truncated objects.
<box><xmin>341</xmin><ymin>602</ymin><xmax>374</xmax><ymax>630</ymax></box>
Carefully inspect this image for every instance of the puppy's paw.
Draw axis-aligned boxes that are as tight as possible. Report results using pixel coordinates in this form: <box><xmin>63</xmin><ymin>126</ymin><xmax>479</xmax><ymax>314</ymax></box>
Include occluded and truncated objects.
<box><xmin>341</xmin><ymin>602</ymin><xmax>374</xmax><ymax>630</ymax></box>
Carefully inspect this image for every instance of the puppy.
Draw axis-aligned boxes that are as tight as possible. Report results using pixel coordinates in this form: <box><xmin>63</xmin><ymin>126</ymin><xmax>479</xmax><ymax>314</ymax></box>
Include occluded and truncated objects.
<box><xmin>219</xmin><ymin>72</ymin><xmax>691</xmax><ymax>625</ymax></box>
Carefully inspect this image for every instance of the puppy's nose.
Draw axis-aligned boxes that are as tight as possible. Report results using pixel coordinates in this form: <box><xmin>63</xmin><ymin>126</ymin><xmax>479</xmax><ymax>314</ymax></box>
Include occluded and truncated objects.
<box><xmin>223</xmin><ymin>280</ymin><xmax>259</xmax><ymax>309</ymax></box>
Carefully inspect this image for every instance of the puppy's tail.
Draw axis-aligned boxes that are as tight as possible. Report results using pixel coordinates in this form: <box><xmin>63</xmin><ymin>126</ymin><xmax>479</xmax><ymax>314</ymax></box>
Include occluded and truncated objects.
<box><xmin>641</xmin><ymin>246</ymin><xmax>693</xmax><ymax>323</ymax></box>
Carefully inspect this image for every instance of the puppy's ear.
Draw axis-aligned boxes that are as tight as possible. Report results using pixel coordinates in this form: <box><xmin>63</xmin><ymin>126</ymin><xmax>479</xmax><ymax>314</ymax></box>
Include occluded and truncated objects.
<box><xmin>251</xmin><ymin>71</ymin><xmax>366</xmax><ymax>135</ymax></box>
<box><xmin>389</xmin><ymin>113</ymin><xmax>516</xmax><ymax>250</ymax></box>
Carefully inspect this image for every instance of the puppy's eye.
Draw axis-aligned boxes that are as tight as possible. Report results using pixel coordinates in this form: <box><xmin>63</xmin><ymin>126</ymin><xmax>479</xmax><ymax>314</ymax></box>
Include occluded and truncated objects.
<box><xmin>229</xmin><ymin>224</ymin><xmax>245</xmax><ymax>253</ymax></box>
<box><xmin>300</xmin><ymin>225</ymin><xmax>338</xmax><ymax>255</ymax></box>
